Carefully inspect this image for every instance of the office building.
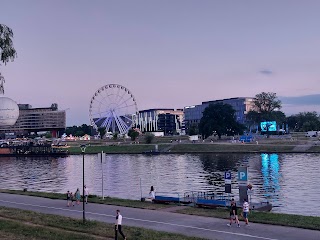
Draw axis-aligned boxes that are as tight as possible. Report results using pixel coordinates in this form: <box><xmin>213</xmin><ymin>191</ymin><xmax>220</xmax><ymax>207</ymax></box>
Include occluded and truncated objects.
<box><xmin>184</xmin><ymin>97</ymin><xmax>254</xmax><ymax>134</ymax></box>
<box><xmin>0</xmin><ymin>103</ymin><xmax>66</xmax><ymax>138</ymax></box>
<box><xmin>137</xmin><ymin>109</ymin><xmax>184</xmax><ymax>135</ymax></box>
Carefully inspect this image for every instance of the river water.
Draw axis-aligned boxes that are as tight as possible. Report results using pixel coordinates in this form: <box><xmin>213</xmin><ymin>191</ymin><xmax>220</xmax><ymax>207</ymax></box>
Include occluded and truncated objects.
<box><xmin>0</xmin><ymin>153</ymin><xmax>319</xmax><ymax>216</ymax></box>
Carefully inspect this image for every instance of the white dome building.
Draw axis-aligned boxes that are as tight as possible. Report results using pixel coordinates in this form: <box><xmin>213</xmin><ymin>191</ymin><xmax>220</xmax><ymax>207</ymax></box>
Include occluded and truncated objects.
<box><xmin>0</xmin><ymin>97</ymin><xmax>19</xmax><ymax>126</ymax></box>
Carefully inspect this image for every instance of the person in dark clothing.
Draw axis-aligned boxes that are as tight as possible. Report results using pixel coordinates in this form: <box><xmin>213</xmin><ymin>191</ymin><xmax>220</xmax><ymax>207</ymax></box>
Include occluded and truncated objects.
<box><xmin>115</xmin><ymin>209</ymin><xmax>126</xmax><ymax>240</ymax></box>
<box><xmin>227</xmin><ymin>199</ymin><xmax>240</xmax><ymax>227</ymax></box>
<box><xmin>66</xmin><ymin>191</ymin><xmax>71</xmax><ymax>207</ymax></box>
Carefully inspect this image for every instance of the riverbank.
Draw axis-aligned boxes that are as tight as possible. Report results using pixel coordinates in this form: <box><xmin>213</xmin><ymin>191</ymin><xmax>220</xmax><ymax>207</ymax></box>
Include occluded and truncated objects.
<box><xmin>2</xmin><ymin>189</ymin><xmax>320</xmax><ymax>231</ymax></box>
<box><xmin>66</xmin><ymin>142</ymin><xmax>320</xmax><ymax>154</ymax></box>
<box><xmin>0</xmin><ymin>206</ymin><xmax>203</xmax><ymax>240</ymax></box>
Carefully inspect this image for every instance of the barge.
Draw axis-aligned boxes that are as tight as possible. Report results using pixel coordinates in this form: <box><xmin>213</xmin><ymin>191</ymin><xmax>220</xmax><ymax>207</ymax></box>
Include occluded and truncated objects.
<box><xmin>0</xmin><ymin>144</ymin><xmax>69</xmax><ymax>157</ymax></box>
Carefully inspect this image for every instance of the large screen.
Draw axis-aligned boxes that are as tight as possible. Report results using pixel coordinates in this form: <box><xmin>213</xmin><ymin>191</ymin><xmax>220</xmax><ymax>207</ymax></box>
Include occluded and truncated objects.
<box><xmin>260</xmin><ymin>121</ymin><xmax>277</xmax><ymax>132</ymax></box>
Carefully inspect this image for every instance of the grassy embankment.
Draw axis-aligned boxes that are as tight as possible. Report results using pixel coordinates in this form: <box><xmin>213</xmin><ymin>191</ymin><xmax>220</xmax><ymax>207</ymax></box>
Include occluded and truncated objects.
<box><xmin>176</xmin><ymin>207</ymin><xmax>320</xmax><ymax>231</ymax></box>
<box><xmin>1</xmin><ymin>189</ymin><xmax>320</xmax><ymax>231</ymax></box>
<box><xmin>0</xmin><ymin>189</ymin><xmax>167</xmax><ymax>210</ymax></box>
<box><xmin>0</xmin><ymin>206</ymin><xmax>204</xmax><ymax>240</ymax></box>
<box><xmin>67</xmin><ymin>143</ymin><xmax>299</xmax><ymax>154</ymax></box>
<box><xmin>65</xmin><ymin>132</ymin><xmax>320</xmax><ymax>154</ymax></box>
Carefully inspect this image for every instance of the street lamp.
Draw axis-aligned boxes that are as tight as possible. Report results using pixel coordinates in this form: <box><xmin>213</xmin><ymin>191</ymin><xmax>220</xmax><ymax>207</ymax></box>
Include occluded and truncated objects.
<box><xmin>80</xmin><ymin>144</ymin><xmax>87</xmax><ymax>223</ymax></box>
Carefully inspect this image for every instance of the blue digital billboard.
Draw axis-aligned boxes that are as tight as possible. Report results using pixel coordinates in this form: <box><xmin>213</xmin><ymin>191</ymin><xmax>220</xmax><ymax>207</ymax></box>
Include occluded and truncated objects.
<box><xmin>260</xmin><ymin>121</ymin><xmax>277</xmax><ymax>132</ymax></box>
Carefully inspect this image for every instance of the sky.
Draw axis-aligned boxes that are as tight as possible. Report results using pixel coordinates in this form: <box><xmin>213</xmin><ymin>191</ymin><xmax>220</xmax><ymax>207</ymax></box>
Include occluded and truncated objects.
<box><xmin>1</xmin><ymin>0</ymin><xmax>320</xmax><ymax>126</ymax></box>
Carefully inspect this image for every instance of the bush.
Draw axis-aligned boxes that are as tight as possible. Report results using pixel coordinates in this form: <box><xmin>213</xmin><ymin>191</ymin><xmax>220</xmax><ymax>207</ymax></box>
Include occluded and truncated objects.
<box><xmin>144</xmin><ymin>133</ymin><xmax>154</xmax><ymax>144</ymax></box>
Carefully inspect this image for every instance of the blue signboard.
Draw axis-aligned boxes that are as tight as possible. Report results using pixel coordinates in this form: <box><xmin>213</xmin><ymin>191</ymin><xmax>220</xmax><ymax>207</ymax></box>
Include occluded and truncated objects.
<box><xmin>224</xmin><ymin>171</ymin><xmax>231</xmax><ymax>180</ymax></box>
<box><xmin>225</xmin><ymin>171</ymin><xmax>232</xmax><ymax>193</ymax></box>
<box><xmin>238</xmin><ymin>167</ymin><xmax>248</xmax><ymax>182</ymax></box>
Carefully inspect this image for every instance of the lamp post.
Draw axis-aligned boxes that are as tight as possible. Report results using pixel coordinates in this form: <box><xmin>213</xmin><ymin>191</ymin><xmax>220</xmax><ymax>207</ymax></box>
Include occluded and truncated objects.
<box><xmin>80</xmin><ymin>144</ymin><xmax>87</xmax><ymax>224</ymax></box>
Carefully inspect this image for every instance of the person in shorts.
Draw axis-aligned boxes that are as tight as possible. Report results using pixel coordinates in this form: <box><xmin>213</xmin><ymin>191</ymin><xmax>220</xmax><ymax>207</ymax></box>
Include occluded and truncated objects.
<box><xmin>66</xmin><ymin>190</ymin><xmax>71</xmax><ymax>207</ymax></box>
<box><xmin>227</xmin><ymin>199</ymin><xmax>240</xmax><ymax>227</ymax></box>
<box><xmin>70</xmin><ymin>192</ymin><xmax>75</xmax><ymax>206</ymax></box>
<box><xmin>242</xmin><ymin>198</ymin><xmax>250</xmax><ymax>226</ymax></box>
<box><xmin>84</xmin><ymin>185</ymin><xmax>89</xmax><ymax>204</ymax></box>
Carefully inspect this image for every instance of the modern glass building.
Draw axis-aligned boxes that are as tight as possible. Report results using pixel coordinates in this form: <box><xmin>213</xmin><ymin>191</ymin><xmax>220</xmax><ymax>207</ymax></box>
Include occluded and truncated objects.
<box><xmin>0</xmin><ymin>103</ymin><xmax>66</xmax><ymax>138</ymax></box>
<box><xmin>184</xmin><ymin>97</ymin><xmax>254</xmax><ymax>134</ymax></box>
<box><xmin>137</xmin><ymin>109</ymin><xmax>184</xmax><ymax>135</ymax></box>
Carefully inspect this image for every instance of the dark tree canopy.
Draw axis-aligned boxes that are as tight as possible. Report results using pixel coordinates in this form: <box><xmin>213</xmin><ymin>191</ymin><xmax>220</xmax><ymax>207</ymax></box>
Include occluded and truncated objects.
<box><xmin>188</xmin><ymin>123</ymin><xmax>199</xmax><ymax>136</ymax></box>
<box><xmin>66</xmin><ymin>124</ymin><xmax>92</xmax><ymax>136</ymax></box>
<box><xmin>287</xmin><ymin>112</ymin><xmax>320</xmax><ymax>132</ymax></box>
<box><xmin>98</xmin><ymin>127</ymin><xmax>106</xmax><ymax>138</ymax></box>
<box><xmin>128</xmin><ymin>128</ymin><xmax>139</xmax><ymax>141</ymax></box>
<box><xmin>199</xmin><ymin>103</ymin><xmax>244</xmax><ymax>139</ymax></box>
<box><xmin>0</xmin><ymin>24</ymin><xmax>17</xmax><ymax>65</ymax></box>
<box><xmin>247</xmin><ymin>92</ymin><xmax>285</xmax><ymax>135</ymax></box>
<box><xmin>253</xmin><ymin>92</ymin><xmax>281</xmax><ymax>113</ymax></box>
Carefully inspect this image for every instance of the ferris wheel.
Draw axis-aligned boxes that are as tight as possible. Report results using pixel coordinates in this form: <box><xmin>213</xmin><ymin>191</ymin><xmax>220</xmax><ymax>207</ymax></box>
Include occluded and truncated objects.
<box><xmin>89</xmin><ymin>84</ymin><xmax>138</xmax><ymax>135</ymax></box>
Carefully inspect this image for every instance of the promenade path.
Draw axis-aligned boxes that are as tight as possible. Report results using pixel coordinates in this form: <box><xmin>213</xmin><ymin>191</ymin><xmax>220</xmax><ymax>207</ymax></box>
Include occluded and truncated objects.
<box><xmin>0</xmin><ymin>193</ymin><xmax>319</xmax><ymax>240</ymax></box>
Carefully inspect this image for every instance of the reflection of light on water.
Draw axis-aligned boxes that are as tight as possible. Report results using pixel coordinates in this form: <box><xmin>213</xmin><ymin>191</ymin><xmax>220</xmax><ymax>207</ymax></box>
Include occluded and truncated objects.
<box><xmin>260</xmin><ymin>153</ymin><xmax>280</xmax><ymax>201</ymax></box>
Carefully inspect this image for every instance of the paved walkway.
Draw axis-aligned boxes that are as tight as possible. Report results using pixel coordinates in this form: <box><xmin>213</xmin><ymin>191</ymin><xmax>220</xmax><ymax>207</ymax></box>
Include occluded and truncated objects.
<box><xmin>0</xmin><ymin>193</ymin><xmax>319</xmax><ymax>240</ymax></box>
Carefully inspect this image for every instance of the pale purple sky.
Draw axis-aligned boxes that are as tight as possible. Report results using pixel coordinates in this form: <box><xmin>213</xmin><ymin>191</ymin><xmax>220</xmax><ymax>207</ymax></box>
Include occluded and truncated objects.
<box><xmin>1</xmin><ymin>0</ymin><xmax>320</xmax><ymax>126</ymax></box>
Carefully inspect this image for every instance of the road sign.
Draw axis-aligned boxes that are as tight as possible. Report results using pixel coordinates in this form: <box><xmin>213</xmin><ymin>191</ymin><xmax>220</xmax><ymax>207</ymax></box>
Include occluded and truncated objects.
<box><xmin>224</xmin><ymin>171</ymin><xmax>232</xmax><ymax>184</ymax></box>
<box><xmin>225</xmin><ymin>171</ymin><xmax>232</xmax><ymax>193</ymax></box>
<box><xmin>238</xmin><ymin>167</ymin><xmax>248</xmax><ymax>182</ymax></box>
<box><xmin>225</xmin><ymin>171</ymin><xmax>231</xmax><ymax>179</ymax></box>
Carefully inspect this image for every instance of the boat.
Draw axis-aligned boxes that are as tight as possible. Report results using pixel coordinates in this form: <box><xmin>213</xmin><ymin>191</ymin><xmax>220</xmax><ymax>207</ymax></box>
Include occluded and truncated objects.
<box><xmin>0</xmin><ymin>144</ymin><xmax>69</xmax><ymax>157</ymax></box>
<box><xmin>153</xmin><ymin>190</ymin><xmax>272</xmax><ymax>212</ymax></box>
<box><xmin>151</xmin><ymin>191</ymin><xmax>193</xmax><ymax>204</ymax></box>
<box><xmin>142</xmin><ymin>150</ymin><xmax>160</xmax><ymax>155</ymax></box>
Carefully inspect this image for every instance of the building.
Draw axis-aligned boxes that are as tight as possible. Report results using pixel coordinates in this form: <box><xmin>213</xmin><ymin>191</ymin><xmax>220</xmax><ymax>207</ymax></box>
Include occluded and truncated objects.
<box><xmin>137</xmin><ymin>109</ymin><xmax>184</xmax><ymax>135</ymax></box>
<box><xmin>184</xmin><ymin>97</ymin><xmax>254</xmax><ymax>134</ymax></box>
<box><xmin>0</xmin><ymin>103</ymin><xmax>66</xmax><ymax>138</ymax></box>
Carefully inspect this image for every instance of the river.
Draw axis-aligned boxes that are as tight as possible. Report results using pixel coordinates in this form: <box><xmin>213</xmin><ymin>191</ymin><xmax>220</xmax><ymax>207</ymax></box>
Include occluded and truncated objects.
<box><xmin>0</xmin><ymin>153</ymin><xmax>319</xmax><ymax>216</ymax></box>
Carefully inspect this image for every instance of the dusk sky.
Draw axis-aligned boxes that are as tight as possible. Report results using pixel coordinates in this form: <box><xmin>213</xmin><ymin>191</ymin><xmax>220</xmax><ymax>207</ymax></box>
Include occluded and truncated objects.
<box><xmin>1</xmin><ymin>0</ymin><xmax>320</xmax><ymax>126</ymax></box>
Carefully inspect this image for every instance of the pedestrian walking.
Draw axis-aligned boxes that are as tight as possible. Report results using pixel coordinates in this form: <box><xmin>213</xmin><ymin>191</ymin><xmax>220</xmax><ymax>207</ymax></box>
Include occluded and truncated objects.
<box><xmin>66</xmin><ymin>190</ymin><xmax>71</xmax><ymax>207</ymax></box>
<box><xmin>227</xmin><ymin>199</ymin><xmax>240</xmax><ymax>227</ymax></box>
<box><xmin>70</xmin><ymin>192</ymin><xmax>75</xmax><ymax>206</ymax></box>
<box><xmin>75</xmin><ymin>188</ymin><xmax>81</xmax><ymax>205</ymax></box>
<box><xmin>149</xmin><ymin>186</ymin><xmax>155</xmax><ymax>200</ymax></box>
<box><xmin>115</xmin><ymin>209</ymin><xmax>126</xmax><ymax>240</ymax></box>
<box><xmin>242</xmin><ymin>198</ymin><xmax>250</xmax><ymax>226</ymax></box>
<box><xmin>84</xmin><ymin>185</ymin><xmax>89</xmax><ymax>204</ymax></box>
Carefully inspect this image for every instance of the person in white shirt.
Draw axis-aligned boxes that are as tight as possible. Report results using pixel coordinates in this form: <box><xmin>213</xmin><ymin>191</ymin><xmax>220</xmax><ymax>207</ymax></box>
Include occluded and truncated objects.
<box><xmin>115</xmin><ymin>209</ymin><xmax>126</xmax><ymax>240</ymax></box>
<box><xmin>149</xmin><ymin>186</ymin><xmax>155</xmax><ymax>200</ymax></box>
<box><xmin>242</xmin><ymin>198</ymin><xmax>250</xmax><ymax>226</ymax></box>
<box><xmin>84</xmin><ymin>185</ymin><xmax>89</xmax><ymax>204</ymax></box>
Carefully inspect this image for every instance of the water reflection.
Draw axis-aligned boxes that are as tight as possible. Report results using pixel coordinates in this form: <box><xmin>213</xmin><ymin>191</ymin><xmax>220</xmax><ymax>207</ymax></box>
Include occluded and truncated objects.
<box><xmin>0</xmin><ymin>153</ymin><xmax>319</xmax><ymax>216</ymax></box>
<box><xmin>261</xmin><ymin>153</ymin><xmax>281</xmax><ymax>201</ymax></box>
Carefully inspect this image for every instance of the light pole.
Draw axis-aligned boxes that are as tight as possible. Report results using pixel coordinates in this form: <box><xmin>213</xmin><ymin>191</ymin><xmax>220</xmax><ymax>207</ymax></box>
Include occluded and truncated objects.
<box><xmin>80</xmin><ymin>144</ymin><xmax>87</xmax><ymax>224</ymax></box>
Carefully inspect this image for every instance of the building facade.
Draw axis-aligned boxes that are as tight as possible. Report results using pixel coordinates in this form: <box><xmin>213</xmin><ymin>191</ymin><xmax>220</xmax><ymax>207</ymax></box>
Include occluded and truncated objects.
<box><xmin>0</xmin><ymin>103</ymin><xmax>66</xmax><ymax>138</ymax></box>
<box><xmin>184</xmin><ymin>97</ymin><xmax>254</xmax><ymax>134</ymax></box>
<box><xmin>137</xmin><ymin>109</ymin><xmax>184</xmax><ymax>135</ymax></box>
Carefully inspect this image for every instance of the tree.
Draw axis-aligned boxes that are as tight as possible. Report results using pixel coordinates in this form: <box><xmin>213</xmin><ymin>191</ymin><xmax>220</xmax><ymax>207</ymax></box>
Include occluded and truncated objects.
<box><xmin>287</xmin><ymin>112</ymin><xmax>320</xmax><ymax>132</ymax></box>
<box><xmin>0</xmin><ymin>24</ymin><xmax>17</xmax><ymax>92</ymax></box>
<box><xmin>248</xmin><ymin>92</ymin><xmax>285</xmax><ymax>136</ymax></box>
<box><xmin>252</xmin><ymin>92</ymin><xmax>281</xmax><ymax>113</ymax></box>
<box><xmin>188</xmin><ymin>123</ymin><xmax>199</xmax><ymax>136</ymax></box>
<box><xmin>98</xmin><ymin>127</ymin><xmax>106</xmax><ymax>138</ymax></box>
<box><xmin>45</xmin><ymin>132</ymin><xmax>52</xmax><ymax>138</ymax></box>
<box><xmin>112</xmin><ymin>133</ymin><xmax>118</xmax><ymax>140</ymax></box>
<box><xmin>199</xmin><ymin>103</ymin><xmax>245</xmax><ymax>139</ymax></box>
<box><xmin>128</xmin><ymin>128</ymin><xmax>139</xmax><ymax>141</ymax></box>
<box><xmin>65</xmin><ymin>124</ymin><xmax>92</xmax><ymax>136</ymax></box>
<box><xmin>144</xmin><ymin>133</ymin><xmax>155</xmax><ymax>144</ymax></box>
